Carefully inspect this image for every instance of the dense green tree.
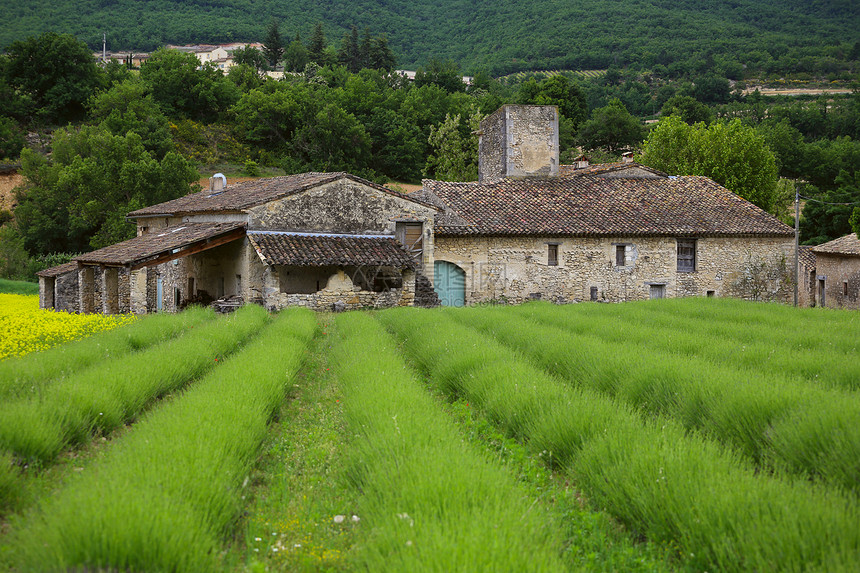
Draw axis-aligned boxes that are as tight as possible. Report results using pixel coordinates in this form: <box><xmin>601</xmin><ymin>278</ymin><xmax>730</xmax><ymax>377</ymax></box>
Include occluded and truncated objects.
<box><xmin>424</xmin><ymin>108</ymin><xmax>483</xmax><ymax>181</ymax></box>
<box><xmin>262</xmin><ymin>20</ymin><xmax>284</xmax><ymax>68</ymax></box>
<box><xmin>232</xmin><ymin>45</ymin><xmax>269</xmax><ymax>72</ymax></box>
<box><xmin>689</xmin><ymin>75</ymin><xmax>731</xmax><ymax>105</ymax></box>
<box><xmin>307</xmin><ymin>23</ymin><xmax>329</xmax><ymax>66</ymax></box>
<box><xmin>227</xmin><ymin>64</ymin><xmax>267</xmax><ymax>92</ymax></box>
<box><xmin>517</xmin><ymin>75</ymin><xmax>587</xmax><ymax>128</ymax></box>
<box><xmin>801</xmin><ymin>170</ymin><xmax>860</xmax><ymax>244</ymax></box>
<box><xmin>2</xmin><ymin>32</ymin><xmax>107</xmax><ymax>125</ymax></box>
<box><xmin>14</xmin><ymin>126</ymin><xmax>198</xmax><ymax>254</ymax></box>
<box><xmin>638</xmin><ymin>115</ymin><xmax>779</xmax><ymax>212</ymax></box>
<box><xmin>366</xmin><ymin>35</ymin><xmax>396</xmax><ymax>71</ymax></box>
<box><xmin>337</xmin><ymin>26</ymin><xmax>362</xmax><ymax>73</ymax></box>
<box><xmin>366</xmin><ymin>108</ymin><xmax>425</xmax><ymax>182</ymax></box>
<box><xmin>850</xmin><ymin>206</ymin><xmax>860</xmax><ymax>239</ymax></box>
<box><xmin>415</xmin><ymin>59</ymin><xmax>465</xmax><ymax>93</ymax></box>
<box><xmin>139</xmin><ymin>49</ymin><xmax>240</xmax><ymax>122</ymax></box>
<box><xmin>283</xmin><ymin>39</ymin><xmax>310</xmax><ymax>72</ymax></box>
<box><xmin>87</xmin><ymin>79</ymin><xmax>174</xmax><ymax>158</ymax></box>
<box><xmin>754</xmin><ymin>119</ymin><xmax>806</xmax><ymax>180</ymax></box>
<box><xmin>230</xmin><ymin>85</ymin><xmax>308</xmax><ymax>151</ymax></box>
<box><xmin>577</xmin><ymin>98</ymin><xmax>644</xmax><ymax>155</ymax></box>
<box><xmin>0</xmin><ymin>116</ymin><xmax>25</xmax><ymax>159</ymax></box>
<box><xmin>290</xmin><ymin>103</ymin><xmax>372</xmax><ymax>173</ymax></box>
<box><xmin>661</xmin><ymin>95</ymin><xmax>713</xmax><ymax>125</ymax></box>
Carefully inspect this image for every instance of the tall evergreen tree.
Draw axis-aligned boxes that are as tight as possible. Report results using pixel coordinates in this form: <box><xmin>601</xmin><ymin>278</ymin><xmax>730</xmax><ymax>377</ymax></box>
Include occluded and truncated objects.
<box><xmin>307</xmin><ymin>23</ymin><xmax>327</xmax><ymax>66</ymax></box>
<box><xmin>262</xmin><ymin>20</ymin><xmax>284</xmax><ymax>68</ymax></box>
<box><xmin>338</xmin><ymin>26</ymin><xmax>361</xmax><ymax>72</ymax></box>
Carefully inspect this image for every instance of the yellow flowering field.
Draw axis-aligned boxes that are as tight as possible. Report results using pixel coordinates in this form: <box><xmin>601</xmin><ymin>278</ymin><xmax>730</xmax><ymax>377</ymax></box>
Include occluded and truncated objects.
<box><xmin>0</xmin><ymin>294</ymin><xmax>135</xmax><ymax>360</ymax></box>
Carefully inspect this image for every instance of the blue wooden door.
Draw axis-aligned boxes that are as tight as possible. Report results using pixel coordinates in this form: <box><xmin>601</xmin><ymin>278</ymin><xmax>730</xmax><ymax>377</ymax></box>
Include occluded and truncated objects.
<box><xmin>156</xmin><ymin>277</ymin><xmax>163</xmax><ymax>311</ymax></box>
<box><xmin>434</xmin><ymin>261</ymin><xmax>465</xmax><ymax>307</ymax></box>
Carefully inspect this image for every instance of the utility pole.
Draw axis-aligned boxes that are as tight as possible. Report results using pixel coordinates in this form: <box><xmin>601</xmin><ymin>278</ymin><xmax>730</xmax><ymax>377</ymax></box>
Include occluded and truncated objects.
<box><xmin>794</xmin><ymin>188</ymin><xmax>799</xmax><ymax>307</ymax></box>
<box><xmin>102</xmin><ymin>33</ymin><xmax>106</xmax><ymax>63</ymax></box>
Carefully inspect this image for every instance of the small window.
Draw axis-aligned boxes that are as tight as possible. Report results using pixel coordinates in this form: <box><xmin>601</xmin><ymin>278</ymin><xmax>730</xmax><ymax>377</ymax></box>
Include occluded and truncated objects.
<box><xmin>844</xmin><ymin>281</ymin><xmax>849</xmax><ymax>296</ymax></box>
<box><xmin>706</xmin><ymin>290</ymin><xmax>715</xmax><ymax>297</ymax></box>
<box><xmin>547</xmin><ymin>244</ymin><xmax>558</xmax><ymax>266</ymax></box>
<box><xmin>677</xmin><ymin>239</ymin><xmax>696</xmax><ymax>272</ymax></box>
<box><xmin>616</xmin><ymin>245</ymin><xmax>625</xmax><ymax>267</ymax></box>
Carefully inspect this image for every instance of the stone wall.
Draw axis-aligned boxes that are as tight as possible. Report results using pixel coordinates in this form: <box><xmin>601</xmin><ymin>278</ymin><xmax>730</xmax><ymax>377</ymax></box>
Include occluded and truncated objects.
<box><xmin>44</xmin><ymin>271</ymin><xmax>80</xmax><ymax>313</ymax></box>
<box><xmin>265</xmin><ymin>268</ymin><xmax>416</xmax><ymax>311</ymax></box>
<box><xmin>815</xmin><ymin>254</ymin><xmax>860</xmax><ymax>309</ymax></box>
<box><xmin>434</xmin><ymin>235</ymin><xmax>794</xmax><ymax>305</ymax></box>
<box><xmin>130</xmin><ymin>268</ymin><xmax>148</xmax><ymax>314</ymax></box>
<box><xmin>244</xmin><ymin>178</ymin><xmax>437</xmax><ymax>272</ymax></box>
<box><xmin>478</xmin><ymin>105</ymin><xmax>559</xmax><ymax>182</ymax></box>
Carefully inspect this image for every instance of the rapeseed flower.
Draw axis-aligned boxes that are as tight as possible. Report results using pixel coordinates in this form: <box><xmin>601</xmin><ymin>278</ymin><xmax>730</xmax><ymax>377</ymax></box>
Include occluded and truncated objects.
<box><xmin>0</xmin><ymin>294</ymin><xmax>135</xmax><ymax>360</ymax></box>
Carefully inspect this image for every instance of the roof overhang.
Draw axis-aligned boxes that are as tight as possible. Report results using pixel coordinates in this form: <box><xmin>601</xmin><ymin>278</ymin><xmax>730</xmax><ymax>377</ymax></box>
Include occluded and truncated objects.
<box><xmin>74</xmin><ymin>223</ymin><xmax>247</xmax><ymax>269</ymax></box>
<box><xmin>248</xmin><ymin>231</ymin><xmax>416</xmax><ymax>270</ymax></box>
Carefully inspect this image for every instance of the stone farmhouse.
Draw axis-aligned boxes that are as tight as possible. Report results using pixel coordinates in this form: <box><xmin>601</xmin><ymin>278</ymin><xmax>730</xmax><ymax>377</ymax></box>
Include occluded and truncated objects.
<box><xmin>810</xmin><ymin>233</ymin><xmax>860</xmax><ymax>309</ymax></box>
<box><xmin>37</xmin><ymin>105</ymin><xmax>795</xmax><ymax>314</ymax></box>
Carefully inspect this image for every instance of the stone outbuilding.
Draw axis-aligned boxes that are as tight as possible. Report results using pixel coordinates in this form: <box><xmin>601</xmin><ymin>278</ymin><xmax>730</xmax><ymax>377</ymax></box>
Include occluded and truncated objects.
<box><xmin>810</xmin><ymin>233</ymin><xmax>860</xmax><ymax>309</ymax></box>
<box><xmin>39</xmin><ymin>172</ymin><xmax>438</xmax><ymax>314</ymax></box>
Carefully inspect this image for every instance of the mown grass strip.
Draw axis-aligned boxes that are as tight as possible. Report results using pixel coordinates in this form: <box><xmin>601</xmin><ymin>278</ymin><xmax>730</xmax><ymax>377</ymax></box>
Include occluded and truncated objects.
<box><xmin>232</xmin><ymin>314</ymin><xmax>357</xmax><ymax>571</ymax></box>
<box><xmin>6</xmin><ymin>307</ymin><xmax>317</xmax><ymax>572</ymax></box>
<box><xmin>456</xmin><ymin>304</ymin><xmax>860</xmax><ymax>493</ymax></box>
<box><xmin>379</xmin><ymin>307</ymin><xmax>860</xmax><ymax>573</ymax></box>
<box><xmin>0</xmin><ymin>305</ymin><xmax>215</xmax><ymax>400</ymax></box>
<box><xmin>333</xmin><ymin>311</ymin><xmax>566</xmax><ymax>571</ymax></box>
<box><xmin>527</xmin><ymin>299</ymin><xmax>860</xmax><ymax>390</ymax></box>
<box><xmin>0</xmin><ymin>304</ymin><xmax>269</xmax><ymax>465</ymax></box>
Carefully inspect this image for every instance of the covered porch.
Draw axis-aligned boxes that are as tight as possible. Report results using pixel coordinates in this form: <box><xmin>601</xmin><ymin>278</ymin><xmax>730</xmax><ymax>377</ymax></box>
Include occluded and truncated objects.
<box><xmin>248</xmin><ymin>231</ymin><xmax>418</xmax><ymax>311</ymax></box>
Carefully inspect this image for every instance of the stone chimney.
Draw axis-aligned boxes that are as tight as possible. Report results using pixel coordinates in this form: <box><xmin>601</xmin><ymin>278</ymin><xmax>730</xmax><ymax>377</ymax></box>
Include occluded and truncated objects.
<box><xmin>209</xmin><ymin>173</ymin><xmax>227</xmax><ymax>192</ymax></box>
<box><xmin>478</xmin><ymin>105</ymin><xmax>559</xmax><ymax>183</ymax></box>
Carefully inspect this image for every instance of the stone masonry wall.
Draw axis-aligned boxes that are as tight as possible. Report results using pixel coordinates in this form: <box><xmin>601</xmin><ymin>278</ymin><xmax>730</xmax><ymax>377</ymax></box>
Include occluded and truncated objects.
<box><xmin>815</xmin><ymin>254</ymin><xmax>860</xmax><ymax>309</ymax></box>
<box><xmin>245</xmin><ymin>178</ymin><xmax>437</xmax><ymax>272</ymax></box>
<box><xmin>478</xmin><ymin>105</ymin><xmax>559</xmax><ymax>182</ymax></box>
<box><xmin>434</xmin><ymin>235</ymin><xmax>794</xmax><ymax>305</ymax></box>
<box><xmin>266</xmin><ymin>268</ymin><xmax>416</xmax><ymax>311</ymax></box>
<box><xmin>53</xmin><ymin>271</ymin><xmax>80</xmax><ymax>313</ymax></box>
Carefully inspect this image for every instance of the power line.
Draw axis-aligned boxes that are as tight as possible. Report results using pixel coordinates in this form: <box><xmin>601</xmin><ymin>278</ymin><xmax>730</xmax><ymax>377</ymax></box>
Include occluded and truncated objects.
<box><xmin>798</xmin><ymin>194</ymin><xmax>860</xmax><ymax>206</ymax></box>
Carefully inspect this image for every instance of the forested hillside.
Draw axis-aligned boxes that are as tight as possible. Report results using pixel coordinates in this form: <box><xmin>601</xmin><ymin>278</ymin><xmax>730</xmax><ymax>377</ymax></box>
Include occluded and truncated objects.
<box><xmin>2</xmin><ymin>0</ymin><xmax>858</xmax><ymax>76</ymax></box>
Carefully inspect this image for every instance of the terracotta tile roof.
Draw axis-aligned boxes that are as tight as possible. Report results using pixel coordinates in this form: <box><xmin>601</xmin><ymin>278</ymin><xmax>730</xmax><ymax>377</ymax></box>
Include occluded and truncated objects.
<box><xmin>127</xmin><ymin>172</ymin><xmax>435</xmax><ymax>218</ymax></box>
<box><xmin>75</xmin><ymin>222</ymin><xmax>246</xmax><ymax>266</ymax></box>
<box><xmin>419</xmin><ymin>175</ymin><xmax>793</xmax><ymax>237</ymax></box>
<box><xmin>248</xmin><ymin>232</ymin><xmax>415</xmax><ymax>269</ymax></box>
<box><xmin>798</xmin><ymin>245</ymin><xmax>816</xmax><ymax>269</ymax></box>
<box><xmin>36</xmin><ymin>261</ymin><xmax>78</xmax><ymax>277</ymax></box>
<box><xmin>811</xmin><ymin>233</ymin><xmax>860</xmax><ymax>257</ymax></box>
<box><xmin>559</xmin><ymin>162</ymin><xmax>666</xmax><ymax>178</ymax></box>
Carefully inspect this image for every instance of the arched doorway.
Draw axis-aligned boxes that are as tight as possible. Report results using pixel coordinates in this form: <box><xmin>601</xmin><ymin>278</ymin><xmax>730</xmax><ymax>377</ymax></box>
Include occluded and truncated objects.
<box><xmin>433</xmin><ymin>261</ymin><xmax>465</xmax><ymax>307</ymax></box>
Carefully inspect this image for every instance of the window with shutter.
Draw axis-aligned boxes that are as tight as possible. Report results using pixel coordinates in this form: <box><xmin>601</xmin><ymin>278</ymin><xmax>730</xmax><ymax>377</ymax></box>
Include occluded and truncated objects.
<box><xmin>548</xmin><ymin>244</ymin><xmax>558</xmax><ymax>266</ymax></box>
<box><xmin>677</xmin><ymin>239</ymin><xmax>696</xmax><ymax>272</ymax></box>
<box><xmin>616</xmin><ymin>245</ymin><xmax>625</xmax><ymax>267</ymax></box>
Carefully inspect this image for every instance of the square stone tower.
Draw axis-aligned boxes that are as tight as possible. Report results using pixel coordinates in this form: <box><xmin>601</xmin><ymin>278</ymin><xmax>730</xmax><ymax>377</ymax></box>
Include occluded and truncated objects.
<box><xmin>478</xmin><ymin>105</ymin><xmax>559</xmax><ymax>183</ymax></box>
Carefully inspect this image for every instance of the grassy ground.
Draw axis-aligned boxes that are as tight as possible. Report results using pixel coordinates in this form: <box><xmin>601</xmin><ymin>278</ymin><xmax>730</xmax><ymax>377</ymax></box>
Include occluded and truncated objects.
<box><xmin>3</xmin><ymin>302</ymin><xmax>855</xmax><ymax>571</ymax></box>
<box><xmin>227</xmin><ymin>312</ymin><xmax>681</xmax><ymax>571</ymax></box>
<box><xmin>0</xmin><ymin>279</ymin><xmax>37</xmax><ymax>295</ymax></box>
<box><xmin>226</xmin><ymin>314</ymin><xmax>357</xmax><ymax>571</ymax></box>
